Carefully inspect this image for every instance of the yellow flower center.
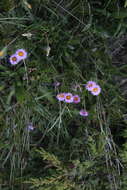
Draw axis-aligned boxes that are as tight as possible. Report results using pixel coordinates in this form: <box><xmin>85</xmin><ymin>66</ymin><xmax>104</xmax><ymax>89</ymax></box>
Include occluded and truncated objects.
<box><xmin>66</xmin><ymin>95</ymin><xmax>71</xmax><ymax>100</ymax></box>
<box><xmin>88</xmin><ymin>83</ymin><xmax>93</xmax><ymax>88</ymax></box>
<box><xmin>92</xmin><ymin>87</ymin><xmax>98</xmax><ymax>92</ymax></box>
<box><xmin>18</xmin><ymin>51</ymin><xmax>24</xmax><ymax>56</ymax></box>
<box><xmin>58</xmin><ymin>94</ymin><xmax>64</xmax><ymax>98</ymax></box>
<box><xmin>74</xmin><ymin>97</ymin><xmax>78</xmax><ymax>101</ymax></box>
<box><xmin>12</xmin><ymin>56</ymin><xmax>17</xmax><ymax>61</ymax></box>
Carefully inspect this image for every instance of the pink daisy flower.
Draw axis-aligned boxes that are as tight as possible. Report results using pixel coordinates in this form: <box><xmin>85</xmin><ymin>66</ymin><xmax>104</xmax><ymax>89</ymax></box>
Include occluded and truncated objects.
<box><xmin>91</xmin><ymin>84</ymin><xmax>101</xmax><ymax>96</ymax></box>
<box><xmin>73</xmin><ymin>95</ymin><xmax>80</xmax><ymax>104</ymax></box>
<box><xmin>79</xmin><ymin>109</ymin><xmax>88</xmax><ymax>117</ymax></box>
<box><xmin>9</xmin><ymin>54</ymin><xmax>20</xmax><ymax>65</ymax></box>
<box><xmin>64</xmin><ymin>93</ymin><xmax>73</xmax><ymax>103</ymax></box>
<box><xmin>56</xmin><ymin>93</ymin><xmax>65</xmax><ymax>101</ymax></box>
<box><xmin>16</xmin><ymin>49</ymin><xmax>27</xmax><ymax>60</ymax></box>
<box><xmin>85</xmin><ymin>81</ymin><xmax>96</xmax><ymax>91</ymax></box>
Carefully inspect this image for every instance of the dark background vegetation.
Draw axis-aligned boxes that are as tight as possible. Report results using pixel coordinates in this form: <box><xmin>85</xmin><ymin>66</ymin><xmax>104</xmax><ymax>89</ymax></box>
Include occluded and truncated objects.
<box><xmin>0</xmin><ymin>0</ymin><xmax>127</xmax><ymax>189</ymax></box>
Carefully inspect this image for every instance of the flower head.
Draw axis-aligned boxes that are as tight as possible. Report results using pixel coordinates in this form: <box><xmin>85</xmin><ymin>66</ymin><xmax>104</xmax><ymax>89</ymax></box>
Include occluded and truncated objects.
<box><xmin>65</xmin><ymin>93</ymin><xmax>73</xmax><ymax>103</ymax></box>
<box><xmin>16</xmin><ymin>49</ymin><xmax>27</xmax><ymax>60</ymax></box>
<box><xmin>85</xmin><ymin>81</ymin><xmax>96</xmax><ymax>91</ymax></box>
<box><xmin>91</xmin><ymin>84</ymin><xmax>101</xmax><ymax>96</ymax></box>
<box><xmin>79</xmin><ymin>109</ymin><xmax>88</xmax><ymax>117</ymax></box>
<box><xmin>9</xmin><ymin>54</ymin><xmax>20</xmax><ymax>65</ymax></box>
<box><xmin>56</xmin><ymin>93</ymin><xmax>65</xmax><ymax>101</ymax></box>
<box><xmin>73</xmin><ymin>95</ymin><xmax>80</xmax><ymax>104</ymax></box>
<box><xmin>27</xmin><ymin>123</ymin><xmax>34</xmax><ymax>131</ymax></box>
<box><xmin>53</xmin><ymin>81</ymin><xmax>60</xmax><ymax>87</ymax></box>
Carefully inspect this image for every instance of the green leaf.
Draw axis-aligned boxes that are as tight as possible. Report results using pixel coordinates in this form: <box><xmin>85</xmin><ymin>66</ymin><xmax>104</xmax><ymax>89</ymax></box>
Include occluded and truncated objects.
<box><xmin>0</xmin><ymin>46</ymin><xmax>7</xmax><ymax>59</ymax></box>
<box><xmin>15</xmin><ymin>86</ymin><xmax>27</xmax><ymax>104</ymax></box>
<box><xmin>6</xmin><ymin>88</ymin><xmax>15</xmax><ymax>105</ymax></box>
<box><xmin>124</xmin><ymin>0</ymin><xmax>127</xmax><ymax>8</ymax></box>
<box><xmin>111</xmin><ymin>9</ymin><xmax>127</xmax><ymax>19</ymax></box>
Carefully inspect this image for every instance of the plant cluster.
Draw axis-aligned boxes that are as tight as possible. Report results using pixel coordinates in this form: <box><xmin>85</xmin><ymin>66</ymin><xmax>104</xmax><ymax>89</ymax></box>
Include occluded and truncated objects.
<box><xmin>0</xmin><ymin>0</ymin><xmax>127</xmax><ymax>190</ymax></box>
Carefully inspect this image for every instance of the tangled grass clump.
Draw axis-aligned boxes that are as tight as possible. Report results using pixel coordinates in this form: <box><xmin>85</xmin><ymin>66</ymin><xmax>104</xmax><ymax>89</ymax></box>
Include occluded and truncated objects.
<box><xmin>0</xmin><ymin>0</ymin><xmax>127</xmax><ymax>190</ymax></box>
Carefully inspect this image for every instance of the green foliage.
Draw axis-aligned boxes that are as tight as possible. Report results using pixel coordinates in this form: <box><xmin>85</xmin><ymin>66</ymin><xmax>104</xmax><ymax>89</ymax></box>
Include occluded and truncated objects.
<box><xmin>26</xmin><ymin>148</ymin><xmax>76</xmax><ymax>190</ymax></box>
<box><xmin>0</xmin><ymin>0</ymin><xmax>127</xmax><ymax>190</ymax></box>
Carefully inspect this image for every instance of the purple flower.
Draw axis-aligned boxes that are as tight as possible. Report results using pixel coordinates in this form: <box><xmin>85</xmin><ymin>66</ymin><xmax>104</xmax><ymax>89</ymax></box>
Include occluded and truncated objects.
<box><xmin>9</xmin><ymin>54</ymin><xmax>20</xmax><ymax>65</ymax></box>
<box><xmin>16</xmin><ymin>49</ymin><xmax>27</xmax><ymax>60</ymax></box>
<box><xmin>79</xmin><ymin>109</ymin><xmax>88</xmax><ymax>117</ymax></box>
<box><xmin>64</xmin><ymin>93</ymin><xmax>74</xmax><ymax>103</ymax></box>
<box><xmin>27</xmin><ymin>124</ymin><xmax>34</xmax><ymax>131</ymax></box>
<box><xmin>85</xmin><ymin>81</ymin><xmax>96</xmax><ymax>91</ymax></box>
<box><xmin>91</xmin><ymin>84</ymin><xmax>101</xmax><ymax>96</ymax></box>
<box><xmin>53</xmin><ymin>81</ymin><xmax>60</xmax><ymax>87</ymax></box>
<box><xmin>73</xmin><ymin>95</ymin><xmax>80</xmax><ymax>104</ymax></box>
<box><xmin>56</xmin><ymin>93</ymin><xmax>65</xmax><ymax>101</ymax></box>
